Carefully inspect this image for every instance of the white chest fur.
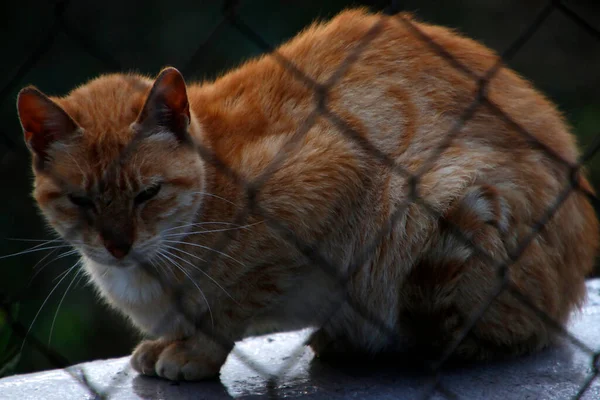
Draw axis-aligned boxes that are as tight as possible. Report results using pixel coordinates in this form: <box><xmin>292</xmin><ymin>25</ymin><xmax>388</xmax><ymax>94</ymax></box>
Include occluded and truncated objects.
<box><xmin>83</xmin><ymin>258</ymin><xmax>164</xmax><ymax>305</ymax></box>
<box><xmin>82</xmin><ymin>257</ymin><xmax>177</xmax><ymax>336</ymax></box>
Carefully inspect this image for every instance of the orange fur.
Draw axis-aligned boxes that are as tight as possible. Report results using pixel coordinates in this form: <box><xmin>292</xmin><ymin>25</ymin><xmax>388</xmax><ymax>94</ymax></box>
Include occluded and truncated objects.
<box><xmin>17</xmin><ymin>9</ymin><xmax>598</xmax><ymax>380</ymax></box>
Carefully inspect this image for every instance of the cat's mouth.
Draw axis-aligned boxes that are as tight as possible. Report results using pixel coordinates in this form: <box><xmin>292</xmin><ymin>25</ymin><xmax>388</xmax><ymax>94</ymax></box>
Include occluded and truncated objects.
<box><xmin>78</xmin><ymin>247</ymin><xmax>142</xmax><ymax>269</ymax></box>
<box><xmin>74</xmin><ymin>237</ymin><xmax>164</xmax><ymax>271</ymax></box>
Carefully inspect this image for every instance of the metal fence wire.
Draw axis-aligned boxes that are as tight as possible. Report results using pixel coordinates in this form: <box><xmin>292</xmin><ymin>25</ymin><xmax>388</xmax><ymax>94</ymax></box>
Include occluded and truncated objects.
<box><xmin>1</xmin><ymin>0</ymin><xmax>600</xmax><ymax>399</ymax></box>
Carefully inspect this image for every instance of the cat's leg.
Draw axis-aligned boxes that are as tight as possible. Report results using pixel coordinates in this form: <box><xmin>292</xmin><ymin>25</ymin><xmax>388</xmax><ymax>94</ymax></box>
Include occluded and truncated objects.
<box><xmin>307</xmin><ymin>325</ymin><xmax>360</xmax><ymax>360</ymax></box>
<box><xmin>307</xmin><ymin>297</ymin><xmax>405</xmax><ymax>360</ymax></box>
<box><xmin>400</xmin><ymin>184</ymin><xmax>576</xmax><ymax>361</ymax></box>
<box><xmin>130</xmin><ymin>262</ymin><xmax>328</xmax><ymax>380</ymax></box>
<box><xmin>129</xmin><ymin>266</ymin><xmax>322</xmax><ymax>380</ymax></box>
<box><xmin>131</xmin><ymin>332</ymin><xmax>230</xmax><ymax>380</ymax></box>
<box><xmin>308</xmin><ymin>184</ymin><xmax>516</xmax><ymax>361</ymax></box>
<box><xmin>307</xmin><ymin>327</ymin><xmax>334</xmax><ymax>357</ymax></box>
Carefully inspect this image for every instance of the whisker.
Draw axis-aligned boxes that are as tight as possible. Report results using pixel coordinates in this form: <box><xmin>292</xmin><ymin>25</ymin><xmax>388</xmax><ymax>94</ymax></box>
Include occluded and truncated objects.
<box><xmin>49</xmin><ymin>262</ymin><xmax>83</xmax><ymax>345</ymax></box>
<box><xmin>152</xmin><ymin>253</ymin><xmax>177</xmax><ymax>281</ymax></box>
<box><xmin>32</xmin><ymin>247</ymin><xmax>60</xmax><ymax>271</ymax></box>
<box><xmin>5</xmin><ymin>237</ymin><xmax>88</xmax><ymax>252</ymax></box>
<box><xmin>21</xmin><ymin>261</ymin><xmax>81</xmax><ymax>353</ymax></box>
<box><xmin>5</xmin><ymin>237</ymin><xmax>63</xmax><ymax>243</ymax></box>
<box><xmin>29</xmin><ymin>249</ymin><xmax>78</xmax><ymax>285</ymax></box>
<box><xmin>6</xmin><ymin>238</ymin><xmax>62</xmax><ymax>255</ymax></box>
<box><xmin>28</xmin><ymin>250</ymin><xmax>57</xmax><ymax>286</ymax></box>
<box><xmin>73</xmin><ymin>267</ymin><xmax>89</xmax><ymax>289</ymax></box>
<box><xmin>156</xmin><ymin>250</ymin><xmax>214</xmax><ymax>327</ymax></box>
<box><xmin>160</xmin><ymin>246</ymin><xmax>237</xmax><ymax>303</ymax></box>
<box><xmin>0</xmin><ymin>244</ymin><xmax>75</xmax><ymax>261</ymax></box>
<box><xmin>162</xmin><ymin>244</ymin><xmax>206</xmax><ymax>263</ymax></box>
<box><xmin>189</xmin><ymin>191</ymin><xmax>238</xmax><ymax>207</ymax></box>
<box><xmin>64</xmin><ymin>151</ymin><xmax>86</xmax><ymax>178</ymax></box>
<box><xmin>147</xmin><ymin>257</ymin><xmax>161</xmax><ymax>277</ymax></box>
<box><xmin>51</xmin><ymin>254</ymin><xmax>81</xmax><ymax>283</ymax></box>
<box><xmin>162</xmin><ymin>221</ymin><xmax>264</xmax><ymax>238</ymax></box>
<box><xmin>161</xmin><ymin>221</ymin><xmax>244</xmax><ymax>234</ymax></box>
<box><xmin>164</xmin><ymin>240</ymin><xmax>245</xmax><ymax>266</ymax></box>
<box><xmin>54</xmin><ymin>249</ymin><xmax>80</xmax><ymax>260</ymax></box>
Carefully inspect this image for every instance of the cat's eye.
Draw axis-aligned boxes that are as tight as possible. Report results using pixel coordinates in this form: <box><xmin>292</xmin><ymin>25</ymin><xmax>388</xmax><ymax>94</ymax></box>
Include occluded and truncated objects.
<box><xmin>68</xmin><ymin>194</ymin><xmax>95</xmax><ymax>209</ymax></box>
<box><xmin>134</xmin><ymin>184</ymin><xmax>161</xmax><ymax>206</ymax></box>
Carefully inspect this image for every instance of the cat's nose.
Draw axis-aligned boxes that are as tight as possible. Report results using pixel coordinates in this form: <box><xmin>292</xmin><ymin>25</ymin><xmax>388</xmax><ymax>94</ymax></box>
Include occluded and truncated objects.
<box><xmin>98</xmin><ymin>222</ymin><xmax>134</xmax><ymax>260</ymax></box>
<box><xmin>101</xmin><ymin>235</ymin><xmax>132</xmax><ymax>259</ymax></box>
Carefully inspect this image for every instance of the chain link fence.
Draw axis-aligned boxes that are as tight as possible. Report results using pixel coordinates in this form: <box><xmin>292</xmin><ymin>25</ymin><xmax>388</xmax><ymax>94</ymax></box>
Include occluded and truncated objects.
<box><xmin>1</xmin><ymin>0</ymin><xmax>600</xmax><ymax>398</ymax></box>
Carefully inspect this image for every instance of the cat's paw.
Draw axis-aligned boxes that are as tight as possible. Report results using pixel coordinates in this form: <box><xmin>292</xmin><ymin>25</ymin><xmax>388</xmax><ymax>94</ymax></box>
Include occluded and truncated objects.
<box><xmin>448</xmin><ymin>184</ymin><xmax>511</xmax><ymax>236</ymax></box>
<box><xmin>307</xmin><ymin>328</ymin><xmax>333</xmax><ymax>357</ymax></box>
<box><xmin>307</xmin><ymin>329</ymin><xmax>355</xmax><ymax>360</ymax></box>
<box><xmin>130</xmin><ymin>339</ymin><xmax>168</xmax><ymax>377</ymax></box>
<box><xmin>130</xmin><ymin>337</ymin><xmax>228</xmax><ymax>381</ymax></box>
<box><xmin>155</xmin><ymin>340</ymin><xmax>225</xmax><ymax>381</ymax></box>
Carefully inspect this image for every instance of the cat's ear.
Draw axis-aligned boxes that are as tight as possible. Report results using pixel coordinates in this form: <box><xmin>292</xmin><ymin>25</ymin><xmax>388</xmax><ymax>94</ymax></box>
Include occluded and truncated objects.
<box><xmin>17</xmin><ymin>86</ymin><xmax>80</xmax><ymax>167</ymax></box>
<box><xmin>136</xmin><ymin>67</ymin><xmax>191</xmax><ymax>143</ymax></box>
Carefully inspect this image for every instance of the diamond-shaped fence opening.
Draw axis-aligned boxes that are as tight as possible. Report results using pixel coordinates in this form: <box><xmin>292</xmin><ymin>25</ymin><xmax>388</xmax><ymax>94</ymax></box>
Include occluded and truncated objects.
<box><xmin>1</xmin><ymin>1</ymin><xmax>599</xmax><ymax>399</ymax></box>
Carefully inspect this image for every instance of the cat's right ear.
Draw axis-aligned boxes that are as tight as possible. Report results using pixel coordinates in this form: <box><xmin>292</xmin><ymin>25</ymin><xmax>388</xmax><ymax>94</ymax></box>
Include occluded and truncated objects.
<box><xmin>135</xmin><ymin>67</ymin><xmax>192</xmax><ymax>144</ymax></box>
<box><xmin>17</xmin><ymin>86</ymin><xmax>80</xmax><ymax>168</ymax></box>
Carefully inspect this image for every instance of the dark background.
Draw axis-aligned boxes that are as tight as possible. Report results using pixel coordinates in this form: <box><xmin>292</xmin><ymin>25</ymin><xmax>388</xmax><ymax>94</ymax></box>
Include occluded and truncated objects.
<box><xmin>1</xmin><ymin>0</ymin><xmax>599</xmax><ymax>376</ymax></box>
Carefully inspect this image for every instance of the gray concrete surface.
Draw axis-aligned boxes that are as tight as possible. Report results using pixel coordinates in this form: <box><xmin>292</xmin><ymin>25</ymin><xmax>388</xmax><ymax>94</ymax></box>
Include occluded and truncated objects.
<box><xmin>2</xmin><ymin>280</ymin><xmax>600</xmax><ymax>399</ymax></box>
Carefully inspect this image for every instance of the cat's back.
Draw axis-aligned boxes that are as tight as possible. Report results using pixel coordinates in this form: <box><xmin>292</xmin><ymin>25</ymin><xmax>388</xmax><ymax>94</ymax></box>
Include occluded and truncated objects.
<box><xmin>191</xmin><ymin>9</ymin><xmax>593</xmax><ymax>241</ymax></box>
<box><xmin>195</xmin><ymin>8</ymin><xmax>578</xmax><ymax>172</ymax></box>
<box><xmin>195</xmin><ymin>7</ymin><xmax>596</xmax><ymax>258</ymax></box>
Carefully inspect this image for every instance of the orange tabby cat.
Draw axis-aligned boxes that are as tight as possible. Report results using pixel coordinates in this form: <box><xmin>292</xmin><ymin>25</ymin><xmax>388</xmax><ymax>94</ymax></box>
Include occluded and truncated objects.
<box><xmin>16</xmin><ymin>9</ymin><xmax>598</xmax><ymax>381</ymax></box>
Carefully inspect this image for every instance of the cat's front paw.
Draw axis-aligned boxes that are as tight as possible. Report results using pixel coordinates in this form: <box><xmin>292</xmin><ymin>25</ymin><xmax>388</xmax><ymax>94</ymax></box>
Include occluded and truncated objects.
<box><xmin>131</xmin><ymin>339</ymin><xmax>168</xmax><ymax>377</ymax></box>
<box><xmin>130</xmin><ymin>337</ymin><xmax>228</xmax><ymax>381</ymax></box>
<box><xmin>155</xmin><ymin>340</ymin><xmax>225</xmax><ymax>381</ymax></box>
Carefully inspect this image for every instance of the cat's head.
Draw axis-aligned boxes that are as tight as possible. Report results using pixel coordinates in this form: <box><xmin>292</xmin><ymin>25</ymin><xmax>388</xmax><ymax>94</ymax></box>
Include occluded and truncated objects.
<box><xmin>16</xmin><ymin>67</ymin><xmax>206</xmax><ymax>268</ymax></box>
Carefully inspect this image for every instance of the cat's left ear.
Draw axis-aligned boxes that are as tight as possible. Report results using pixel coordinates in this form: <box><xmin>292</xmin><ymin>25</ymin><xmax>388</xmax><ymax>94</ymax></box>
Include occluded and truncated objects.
<box><xmin>137</xmin><ymin>67</ymin><xmax>191</xmax><ymax>143</ymax></box>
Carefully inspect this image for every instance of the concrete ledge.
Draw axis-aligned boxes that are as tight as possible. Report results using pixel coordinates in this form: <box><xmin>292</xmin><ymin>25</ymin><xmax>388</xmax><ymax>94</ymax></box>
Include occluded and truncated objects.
<box><xmin>2</xmin><ymin>280</ymin><xmax>600</xmax><ymax>399</ymax></box>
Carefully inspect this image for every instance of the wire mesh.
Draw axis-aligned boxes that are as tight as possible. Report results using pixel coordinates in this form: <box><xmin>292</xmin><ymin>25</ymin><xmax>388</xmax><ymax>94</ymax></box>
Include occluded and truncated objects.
<box><xmin>1</xmin><ymin>0</ymin><xmax>600</xmax><ymax>399</ymax></box>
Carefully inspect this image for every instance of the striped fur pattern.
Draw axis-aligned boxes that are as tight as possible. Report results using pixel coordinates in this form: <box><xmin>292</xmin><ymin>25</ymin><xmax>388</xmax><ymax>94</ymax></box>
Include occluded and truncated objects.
<box><xmin>16</xmin><ymin>9</ymin><xmax>598</xmax><ymax>380</ymax></box>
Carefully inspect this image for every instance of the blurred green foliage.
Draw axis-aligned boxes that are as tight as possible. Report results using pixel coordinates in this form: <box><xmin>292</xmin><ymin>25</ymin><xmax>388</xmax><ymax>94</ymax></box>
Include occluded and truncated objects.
<box><xmin>0</xmin><ymin>303</ymin><xmax>20</xmax><ymax>377</ymax></box>
<box><xmin>1</xmin><ymin>0</ymin><xmax>599</xmax><ymax>376</ymax></box>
